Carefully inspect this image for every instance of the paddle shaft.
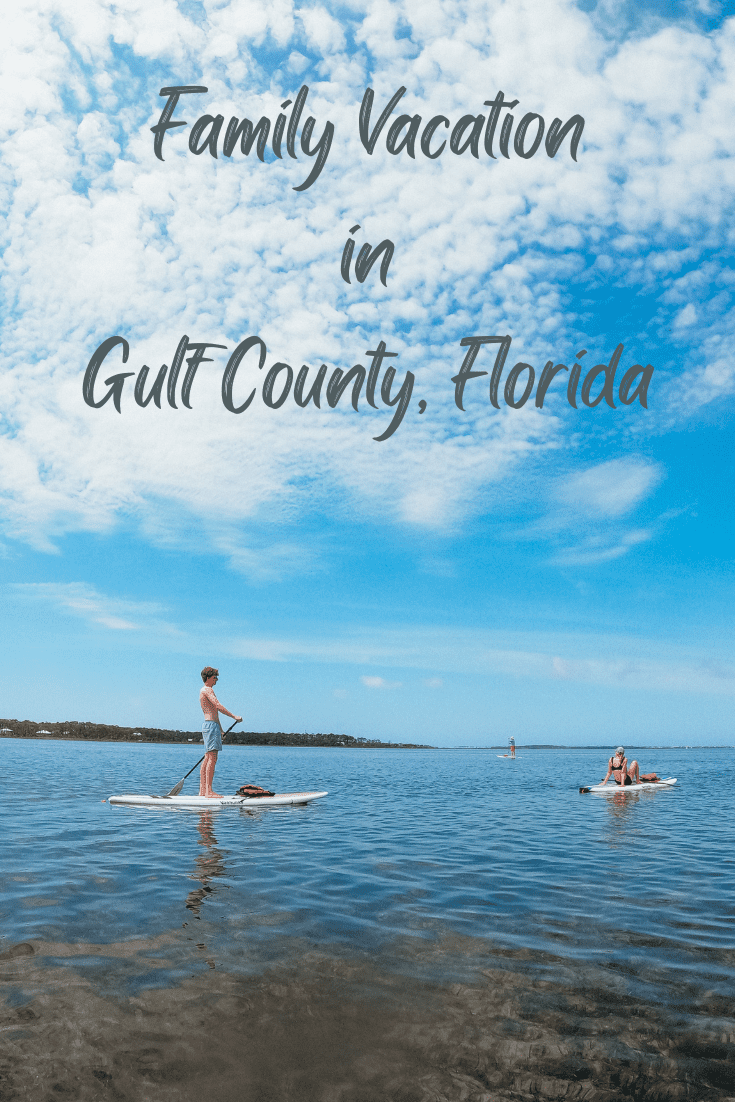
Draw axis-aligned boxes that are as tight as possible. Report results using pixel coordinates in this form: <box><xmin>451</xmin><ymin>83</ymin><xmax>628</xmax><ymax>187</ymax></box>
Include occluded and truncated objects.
<box><xmin>167</xmin><ymin>719</ymin><xmax>240</xmax><ymax>796</ymax></box>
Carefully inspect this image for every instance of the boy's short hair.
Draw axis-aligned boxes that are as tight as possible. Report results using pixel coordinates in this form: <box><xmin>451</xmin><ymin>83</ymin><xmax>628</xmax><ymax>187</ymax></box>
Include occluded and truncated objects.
<box><xmin>201</xmin><ymin>666</ymin><xmax>219</xmax><ymax>682</ymax></box>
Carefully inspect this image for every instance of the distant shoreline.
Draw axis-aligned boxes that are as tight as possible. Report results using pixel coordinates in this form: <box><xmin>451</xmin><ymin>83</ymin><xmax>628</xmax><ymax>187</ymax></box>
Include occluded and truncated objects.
<box><xmin>0</xmin><ymin>720</ymin><xmax>434</xmax><ymax>749</ymax></box>
<box><xmin>0</xmin><ymin>723</ymin><xmax>721</xmax><ymax>749</ymax></box>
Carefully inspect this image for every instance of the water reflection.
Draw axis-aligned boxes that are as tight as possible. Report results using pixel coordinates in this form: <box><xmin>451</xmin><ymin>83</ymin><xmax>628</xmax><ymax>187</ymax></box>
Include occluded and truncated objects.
<box><xmin>600</xmin><ymin>786</ymin><xmax>678</xmax><ymax>848</ymax></box>
<box><xmin>185</xmin><ymin>812</ymin><xmax>228</xmax><ymax>917</ymax></box>
<box><xmin>596</xmin><ymin>791</ymin><xmax>642</xmax><ymax>855</ymax></box>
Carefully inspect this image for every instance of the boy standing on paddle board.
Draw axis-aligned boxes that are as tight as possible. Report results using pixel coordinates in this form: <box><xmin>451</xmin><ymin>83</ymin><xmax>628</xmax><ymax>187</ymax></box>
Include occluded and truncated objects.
<box><xmin>199</xmin><ymin>667</ymin><xmax>242</xmax><ymax>798</ymax></box>
<box><xmin>600</xmin><ymin>747</ymin><xmax>659</xmax><ymax>786</ymax></box>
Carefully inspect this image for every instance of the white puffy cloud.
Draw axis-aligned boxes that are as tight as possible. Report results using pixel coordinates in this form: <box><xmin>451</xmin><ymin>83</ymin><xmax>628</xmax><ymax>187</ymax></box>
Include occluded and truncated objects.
<box><xmin>1</xmin><ymin>0</ymin><xmax>733</xmax><ymax>565</ymax></box>
<box><xmin>298</xmin><ymin>6</ymin><xmax>346</xmax><ymax>55</ymax></box>
<box><xmin>360</xmin><ymin>674</ymin><xmax>402</xmax><ymax>688</ymax></box>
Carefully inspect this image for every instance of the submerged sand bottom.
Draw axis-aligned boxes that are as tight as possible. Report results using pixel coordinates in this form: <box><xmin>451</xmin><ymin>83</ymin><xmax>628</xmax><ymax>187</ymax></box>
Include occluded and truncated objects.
<box><xmin>1</xmin><ymin>937</ymin><xmax>734</xmax><ymax>1102</ymax></box>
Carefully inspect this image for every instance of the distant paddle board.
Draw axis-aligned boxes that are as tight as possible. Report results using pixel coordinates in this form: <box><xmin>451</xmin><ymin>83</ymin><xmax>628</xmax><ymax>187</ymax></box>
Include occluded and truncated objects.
<box><xmin>497</xmin><ymin>754</ymin><xmax>520</xmax><ymax>758</ymax></box>
<box><xmin>580</xmin><ymin>778</ymin><xmax>676</xmax><ymax>795</ymax></box>
<box><xmin>108</xmin><ymin>791</ymin><xmax>328</xmax><ymax>809</ymax></box>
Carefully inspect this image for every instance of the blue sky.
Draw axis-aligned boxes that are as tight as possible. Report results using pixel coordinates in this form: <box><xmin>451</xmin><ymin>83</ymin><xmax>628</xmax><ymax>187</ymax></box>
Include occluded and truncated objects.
<box><xmin>1</xmin><ymin>0</ymin><xmax>734</xmax><ymax>745</ymax></box>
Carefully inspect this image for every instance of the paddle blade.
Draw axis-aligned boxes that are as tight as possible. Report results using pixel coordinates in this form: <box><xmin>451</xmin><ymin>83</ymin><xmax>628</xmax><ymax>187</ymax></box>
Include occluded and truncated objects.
<box><xmin>167</xmin><ymin>778</ymin><xmax>185</xmax><ymax>797</ymax></box>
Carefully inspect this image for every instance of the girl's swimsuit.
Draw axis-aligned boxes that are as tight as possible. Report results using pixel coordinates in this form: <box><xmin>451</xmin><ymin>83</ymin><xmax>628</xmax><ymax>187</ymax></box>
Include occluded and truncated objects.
<box><xmin>610</xmin><ymin>759</ymin><xmax>632</xmax><ymax>784</ymax></box>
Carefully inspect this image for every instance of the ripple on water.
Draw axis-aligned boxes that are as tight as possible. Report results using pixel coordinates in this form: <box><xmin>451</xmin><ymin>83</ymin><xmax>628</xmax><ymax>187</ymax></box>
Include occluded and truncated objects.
<box><xmin>3</xmin><ymin>743</ymin><xmax>735</xmax><ymax>1034</ymax></box>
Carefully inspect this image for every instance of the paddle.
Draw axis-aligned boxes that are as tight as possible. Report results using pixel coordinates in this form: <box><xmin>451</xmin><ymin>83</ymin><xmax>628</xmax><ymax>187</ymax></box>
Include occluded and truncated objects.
<box><xmin>167</xmin><ymin>720</ymin><xmax>240</xmax><ymax>796</ymax></box>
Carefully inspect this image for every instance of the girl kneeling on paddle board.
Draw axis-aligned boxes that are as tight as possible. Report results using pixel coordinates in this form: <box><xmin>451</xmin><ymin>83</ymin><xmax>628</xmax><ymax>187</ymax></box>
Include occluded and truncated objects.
<box><xmin>601</xmin><ymin>747</ymin><xmax>660</xmax><ymax>787</ymax></box>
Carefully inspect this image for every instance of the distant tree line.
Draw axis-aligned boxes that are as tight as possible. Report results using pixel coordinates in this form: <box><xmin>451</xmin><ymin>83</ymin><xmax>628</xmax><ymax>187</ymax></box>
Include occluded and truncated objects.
<box><xmin>0</xmin><ymin>719</ymin><xmax>432</xmax><ymax>749</ymax></box>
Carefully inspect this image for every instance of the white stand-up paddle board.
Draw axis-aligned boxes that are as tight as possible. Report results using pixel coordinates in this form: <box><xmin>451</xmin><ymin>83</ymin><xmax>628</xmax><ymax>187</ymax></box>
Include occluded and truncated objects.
<box><xmin>580</xmin><ymin>778</ymin><xmax>676</xmax><ymax>795</ymax></box>
<box><xmin>497</xmin><ymin>754</ymin><xmax>520</xmax><ymax>758</ymax></box>
<box><xmin>108</xmin><ymin>791</ymin><xmax>328</xmax><ymax>809</ymax></box>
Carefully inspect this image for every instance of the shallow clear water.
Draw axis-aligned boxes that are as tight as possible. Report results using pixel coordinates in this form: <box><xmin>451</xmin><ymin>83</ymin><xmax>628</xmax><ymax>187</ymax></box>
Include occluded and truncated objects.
<box><xmin>4</xmin><ymin>740</ymin><xmax>734</xmax><ymax>977</ymax></box>
<box><xmin>3</xmin><ymin>738</ymin><xmax>735</xmax><ymax>1099</ymax></box>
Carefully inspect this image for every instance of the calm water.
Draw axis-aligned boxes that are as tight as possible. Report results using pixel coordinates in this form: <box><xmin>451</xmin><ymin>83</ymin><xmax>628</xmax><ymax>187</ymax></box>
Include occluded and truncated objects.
<box><xmin>3</xmin><ymin>738</ymin><xmax>735</xmax><ymax>1099</ymax></box>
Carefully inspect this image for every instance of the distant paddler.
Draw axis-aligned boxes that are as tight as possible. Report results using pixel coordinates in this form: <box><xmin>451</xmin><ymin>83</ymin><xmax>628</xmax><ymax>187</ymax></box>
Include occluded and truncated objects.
<box><xmin>199</xmin><ymin>667</ymin><xmax>242</xmax><ymax>798</ymax></box>
<box><xmin>600</xmin><ymin>746</ymin><xmax>660</xmax><ymax>787</ymax></box>
<box><xmin>509</xmin><ymin>737</ymin><xmax>516</xmax><ymax>758</ymax></box>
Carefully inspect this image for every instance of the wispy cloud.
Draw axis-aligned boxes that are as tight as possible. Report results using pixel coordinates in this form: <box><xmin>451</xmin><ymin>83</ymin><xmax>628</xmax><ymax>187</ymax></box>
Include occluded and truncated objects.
<box><xmin>552</xmin><ymin>459</ymin><xmax>663</xmax><ymax>520</ymax></box>
<box><xmin>550</xmin><ymin>528</ymin><xmax>653</xmax><ymax>566</ymax></box>
<box><xmin>509</xmin><ymin>456</ymin><xmax>665</xmax><ymax>564</ymax></box>
<box><xmin>8</xmin><ymin>581</ymin><xmax>735</xmax><ymax>696</ymax></box>
<box><xmin>9</xmin><ymin>583</ymin><xmax>174</xmax><ymax>633</ymax></box>
<box><xmin>220</xmin><ymin>624</ymin><xmax>735</xmax><ymax>696</ymax></box>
